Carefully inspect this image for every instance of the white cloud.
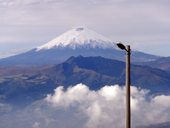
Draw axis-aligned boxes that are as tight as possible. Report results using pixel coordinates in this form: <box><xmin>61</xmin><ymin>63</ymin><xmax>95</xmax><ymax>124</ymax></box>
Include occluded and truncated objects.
<box><xmin>0</xmin><ymin>83</ymin><xmax>169</xmax><ymax>128</ymax></box>
<box><xmin>46</xmin><ymin>83</ymin><xmax>170</xmax><ymax>128</ymax></box>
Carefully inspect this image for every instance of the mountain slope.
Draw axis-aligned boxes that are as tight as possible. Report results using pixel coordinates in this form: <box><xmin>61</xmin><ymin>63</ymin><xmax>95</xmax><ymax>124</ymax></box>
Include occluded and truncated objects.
<box><xmin>0</xmin><ymin>27</ymin><xmax>159</xmax><ymax>66</ymax></box>
<box><xmin>0</xmin><ymin>56</ymin><xmax>169</xmax><ymax>106</ymax></box>
<box><xmin>36</xmin><ymin>27</ymin><xmax>115</xmax><ymax>50</ymax></box>
<box><xmin>140</xmin><ymin>57</ymin><xmax>170</xmax><ymax>72</ymax></box>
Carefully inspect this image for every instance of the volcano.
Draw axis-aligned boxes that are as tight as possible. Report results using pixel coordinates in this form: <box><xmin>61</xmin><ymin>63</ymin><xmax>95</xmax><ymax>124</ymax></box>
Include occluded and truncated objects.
<box><xmin>0</xmin><ymin>27</ymin><xmax>159</xmax><ymax>66</ymax></box>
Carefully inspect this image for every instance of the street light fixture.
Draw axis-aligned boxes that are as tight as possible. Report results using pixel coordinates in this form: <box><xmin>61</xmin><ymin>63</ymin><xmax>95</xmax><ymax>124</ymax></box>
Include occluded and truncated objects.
<box><xmin>117</xmin><ymin>42</ymin><xmax>131</xmax><ymax>128</ymax></box>
<box><xmin>117</xmin><ymin>43</ymin><xmax>126</xmax><ymax>51</ymax></box>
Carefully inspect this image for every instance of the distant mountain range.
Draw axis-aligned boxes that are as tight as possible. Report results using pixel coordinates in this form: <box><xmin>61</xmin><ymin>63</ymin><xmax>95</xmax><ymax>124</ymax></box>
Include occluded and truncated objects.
<box><xmin>0</xmin><ymin>56</ymin><xmax>169</xmax><ymax>106</ymax></box>
<box><xmin>0</xmin><ymin>26</ymin><xmax>169</xmax><ymax>107</ymax></box>
<box><xmin>140</xmin><ymin>57</ymin><xmax>170</xmax><ymax>72</ymax></box>
<box><xmin>0</xmin><ymin>27</ymin><xmax>159</xmax><ymax>66</ymax></box>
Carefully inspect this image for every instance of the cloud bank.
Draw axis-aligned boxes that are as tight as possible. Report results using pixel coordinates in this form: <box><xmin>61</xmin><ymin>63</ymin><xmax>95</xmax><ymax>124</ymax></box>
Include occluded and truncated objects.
<box><xmin>0</xmin><ymin>83</ymin><xmax>170</xmax><ymax>128</ymax></box>
<box><xmin>46</xmin><ymin>83</ymin><xmax>170</xmax><ymax>128</ymax></box>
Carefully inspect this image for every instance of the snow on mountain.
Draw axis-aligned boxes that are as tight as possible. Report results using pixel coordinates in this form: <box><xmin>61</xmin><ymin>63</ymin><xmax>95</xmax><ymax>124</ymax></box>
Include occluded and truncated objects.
<box><xmin>36</xmin><ymin>27</ymin><xmax>116</xmax><ymax>51</ymax></box>
<box><xmin>0</xmin><ymin>27</ymin><xmax>160</xmax><ymax>66</ymax></box>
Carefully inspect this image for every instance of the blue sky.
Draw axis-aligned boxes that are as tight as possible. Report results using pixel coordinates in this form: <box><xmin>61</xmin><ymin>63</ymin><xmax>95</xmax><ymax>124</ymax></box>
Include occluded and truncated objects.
<box><xmin>0</xmin><ymin>0</ymin><xmax>170</xmax><ymax>58</ymax></box>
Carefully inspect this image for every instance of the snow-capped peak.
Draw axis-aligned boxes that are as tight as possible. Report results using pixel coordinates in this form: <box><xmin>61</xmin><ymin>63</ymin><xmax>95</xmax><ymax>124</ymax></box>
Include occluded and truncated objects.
<box><xmin>36</xmin><ymin>27</ymin><xmax>116</xmax><ymax>51</ymax></box>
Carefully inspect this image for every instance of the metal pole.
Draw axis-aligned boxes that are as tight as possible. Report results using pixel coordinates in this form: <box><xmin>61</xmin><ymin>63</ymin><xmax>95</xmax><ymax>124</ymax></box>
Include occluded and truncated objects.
<box><xmin>126</xmin><ymin>45</ymin><xmax>131</xmax><ymax>128</ymax></box>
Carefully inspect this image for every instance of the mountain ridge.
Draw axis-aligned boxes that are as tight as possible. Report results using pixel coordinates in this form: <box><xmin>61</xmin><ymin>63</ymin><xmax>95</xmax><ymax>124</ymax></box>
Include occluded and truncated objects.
<box><xmin>0</xmin><ymin>56</ymin><xmax>169</xmax><ymax>106</ymax></box>
<box><xmin>140</xmin><ymin>56</ymin><xmax>170</xmax><ymax>72</ymax></box>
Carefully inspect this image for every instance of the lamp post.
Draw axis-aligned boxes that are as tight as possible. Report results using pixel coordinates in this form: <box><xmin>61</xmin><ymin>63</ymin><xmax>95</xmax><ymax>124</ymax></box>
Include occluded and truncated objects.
<box><xmin>117</xmin><ymin>43</ymin><xmax>131</xmax><ymax>128</ymax></box>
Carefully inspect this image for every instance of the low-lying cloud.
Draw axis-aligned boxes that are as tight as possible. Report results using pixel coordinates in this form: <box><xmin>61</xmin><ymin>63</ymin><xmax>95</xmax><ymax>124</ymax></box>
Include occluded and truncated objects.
<box><xmin>46</xmin><ymin>83</ymin><xmax>170</xmax><ymax>128</ymax></box>
<box><xmin>0</xmin><ymin>83</ymin><xmax>170</xmax><ymax>128</ymax></box>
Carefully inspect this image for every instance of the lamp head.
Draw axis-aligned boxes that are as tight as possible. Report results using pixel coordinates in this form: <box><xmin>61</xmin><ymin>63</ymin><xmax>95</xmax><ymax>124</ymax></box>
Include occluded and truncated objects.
<box><xmin>117</xmin><ymin>43</ymin><xmax>126</xmax><ymax>50</ymax></box>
